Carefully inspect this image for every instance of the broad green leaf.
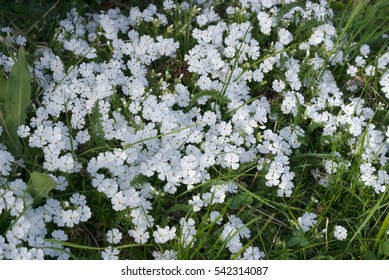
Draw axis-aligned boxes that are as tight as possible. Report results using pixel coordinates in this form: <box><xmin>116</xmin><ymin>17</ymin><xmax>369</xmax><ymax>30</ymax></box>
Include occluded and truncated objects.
<box><xmin>0</xmin><ymin>70</ymin><xmax>6</xmax><ymax>103</ymax></box>
<box><xmin>237</xmin><ymin>192</ymin><xmax>253</xmax><ymax>206</ymax></box>
<box><xmin>227</xmin><ymin>192</ymin><xmax>253</xmax><ymax>209</ymax></box>
<box><xmin>288</xmin><ymin>229</ymin><xmax>309</xmax><ymax>247</ymax></box>
<box><xmin>27</xmin><ymin>172</ymin><xmax>56</xmax><ymax>201</ymax></box>
<box><xmin>299</xmin><ymin>237</ymin><xmax>309</xmax><ymax>247</ymax></box>
<box><xmin>287</xmin><ymin>236</ymin><xmax>299</xmax><ymax>247</ymax></box>
<box><xmin>3</xmin><ymin>47</ymin><xmax>31</xmax><ymax>156</ymax></box>
<box><xmin>383</xmin><ymin>240</ymin><xmax>389</xmax><ymax>255</ymax></box>
<box><xmin>363</xmin><ymin>251</ymin><xmax>377</xmax><ymax>260</ymax></box>
<box><xmin>0</xmin><ymin>70</ymin><xmax>7</xmax><ymax>135</ymax></box>
<box><xmin>227</xmin><ymin>195</ymin><xmax>241</xmax><ymax>209</ymax></box>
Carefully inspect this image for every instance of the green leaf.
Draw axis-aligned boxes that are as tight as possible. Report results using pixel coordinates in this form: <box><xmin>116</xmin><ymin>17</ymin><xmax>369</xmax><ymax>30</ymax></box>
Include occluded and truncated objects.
<box><xmin>0</xmin><ymin>70</ymin><xmax>6</xmax><ymax>103</ymax></box>
<box><xmin>288</xmin><ymin>230</ymin><xmax>309</xmax><ymax>247</ymax></box>
<box><xmin>89</xmin><ymin>102</ymin><xmax>105</xmax><ymax>147</ymax></box>
<box><xmin>383</xmin><ymin>240</ymin><xmax>389</xmax><ymax>255</ymax></box>
<box><xmin>287</xmin><ymin>236</ymin><xmax>299</xmax><ymax>247</ymax></box>
<box><xmin>227</xmin><ymin>192</ymin><xmax>254</xmax><ymax>209</ymax></box>
<box><xmin>3</xmin><ymin>47</ymin><xmax>31</xmax><ymax>156</ymax></box>
<box><xmin>0</xmin><ymin>70</ymin><xmax>7</xmax><ymax>134</ymax></box>
<box><xmin>363</xmin><ymin>251</ymin><xmax>377</xmax><ymax>260</ymax></box>
<box><xmin>27</xmin><ymin>172</ymin><xmax>56</xmax><ymax>201</ymax></box>
<box><xmin>238</xmin><ymin>192</ymin><xmax>253</xmax><ymax>206</ymax></box>
<box><xmin>227</xmin><ymin>196</ymin><xmax>240</xmax><ymax>209</ymax></box>
<box><xmin>299</xmin><ymin>237</ymin><xmax>309</xmax><ymax>247</ymax></box>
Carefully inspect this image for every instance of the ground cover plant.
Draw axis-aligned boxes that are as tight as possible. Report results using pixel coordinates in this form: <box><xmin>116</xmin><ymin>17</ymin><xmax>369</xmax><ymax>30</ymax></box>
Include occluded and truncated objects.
<box><xmin>0</xmin><ymin>0</ymin><xmax>388</xmax><ymax>260</ymax></box>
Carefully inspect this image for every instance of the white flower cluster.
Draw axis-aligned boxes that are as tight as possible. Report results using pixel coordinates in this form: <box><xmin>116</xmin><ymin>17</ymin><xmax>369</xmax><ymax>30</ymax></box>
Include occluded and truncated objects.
<box><xmin>221</xmin><ymin>215</ymin><xmax>251</xmax><ymax>254</ymax></box>
<box><xmin>0</xmin><ymin>0</ymin><xmax>388</xmax><ymax>260</ymax></box>
<box><xmin>0</xmin><ymin>189</ymin><xmax>91</xmax><ymax>259</ymax></box>
<box><xmin>305</xmin><ymin>47</ymin><xmax>389</xmax><ymax>192</ymax></box>
<box><xmin>179</xmin><ymin>218</ymin><xmax>197</xmax><ymax>248</ymax></box>
<box><xmin>297</xmin><ymin>213</ymin><xmax>349</xmax><ymax>243</ymax></box>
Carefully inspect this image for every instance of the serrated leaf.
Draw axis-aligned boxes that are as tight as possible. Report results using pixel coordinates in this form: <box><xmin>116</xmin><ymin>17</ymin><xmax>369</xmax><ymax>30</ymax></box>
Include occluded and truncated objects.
<box><xmin>3</xmin><ymin>47</ymin><xmax>31</xmax><ymax>156</ymax></box>
<box><xmin>188</xmin><ymin>89</ymin><xmax>230</xmax><ymax>110</ymax></box>
<box><xmin>27</xmin><ymin>172</ymin><xmax>56</xmax><ymax>201</ymax></box>
<box><xmin>89</xmin><ymin>102</ymin><xmax>105</xmax><ymax>147</ymax></box>
<box><xmin>383</xmin><ymin>240</ymin><xmax>389</xmax><ymax>255</ymax></box>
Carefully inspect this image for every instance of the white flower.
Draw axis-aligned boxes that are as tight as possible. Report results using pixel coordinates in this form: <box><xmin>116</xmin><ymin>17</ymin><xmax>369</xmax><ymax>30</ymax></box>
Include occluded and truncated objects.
<box><xmin>278</xmin><ymin>28</ymin><xmax>293</xmax><ymax>45</ymax></box>
<box><xmin>179</xmin><ymin>218</ymin><xmax>196</xmax><ymax>248</ymax></box>
<box><xmin>217</xmin><ymin>121</ymin><xmax>232</xmax><ymax>136</ymax></box>
<box><xmin>188</xmin><ymin>195</ymin><xmax>203</xmax><ymax>212</ymax></box>
<box><xmin>360</xmin><ymin>44</ymin><xmax>370</xmax><ymax>57</ymax></box>
<box><xmin>131</xmin><ymin>208</ymin><xmax>154</xmax><ymax>229</ymax></box>
<box><xmin>152</xmin><ymin>250</ymin><xmax>177</xmax><ymax>260</ymax></box>
<box><xmin>70</xmin><ymin>193</ymin><xmax>87</xmax><ymax>206</ymax></box>
<box><xmin>129</xmin><ymin>227</ymin><xmax>150</xmax><ymax>244</ymax></box>
<box><xmin>226</xmin><ymin>7</ymin><xmax>236</xmax><ymax>15</ymax></box>
<box><xmin>252</xmin><ymin>69</ymin><xmax>264</xmax><ymax>82</ymax></box>
<box><xmin>101</xmin><ymin>246</ymin><xmax>119</xmax><ymax>260</ymax></box>
<box><xmin>346</xmin><ymin>65</ymin><xmax>358</xmax><ymax>77</ymax></box>
<box><xmin>223</xmin><ymin>152</ymin><xmax>240</xmax><ymax>170</ymax></box>
<box><xmin>60</xmin><ymin>209</ymin><xmax>80</xmax><ymax>227</ymax></box>
<box><xmin>197</xmin><ymin>75</ymin><xmax>212</xmax><ymax>90</ymax></box>
<box><xmin>281</xmin><ymin>91</ymin><xmax>297</xmax><ymax>116</ymax></box>
<box><xmin>0</xmin><ymin>150</ymin><xmax>15</xmax><ymax>176</ymax></box>
<box><xmin>14</xmin><ymin>35</ymin><xmax>27</xmax><ymax>46</ymax></box>
<box><xmin>309</xmin><ymin>29</ymin><xmax>325</xmax><ymax>45</ymax></box>
<box><xmin>45</xmin><ymin>198</ymin><xmax>61</xmax><ymax>215</ymax></box>
<box><xmin>153</xmin><ymin>225</ymin><xmax>176</xmax><ymax>244</ymax></box>
<box><xmin>30</xmin><ymin>248</ymin><xmax>44</xmax><ymax>260</ymax></box>
<box><xmin>334</xmin><ymin>225</ymin><xmax>348</xmax><ymax>241</ymax></box>
<box><xmin>201</xmin><ymin>111</ymin><xmax>217</xmax><ymax>126</ymax></box>
<box><xmin>355</xmin><ymin>56</ymin><xmax>366</xmax><ymax>67</ymax></box>
<box><xmin>76</xmin><ymin>205</ymin><xmax>92</xmax><ymax>222</ymax></box>
<box><xmin>360</xmin><ymin>162</ymin><xmax>375</xmax><ymax>184</ymax></box>
<box><xmin>75</xmin><ymin>130</ymin><xmax>90</xmax><ymax>144</ymax></box>
<box><xmin>272</xmin><ymin>79</ymin><xmax>285</xmax><ymax>93</ymax></box>
<box><xmin>12</xmin><ymin>216</ymin><xmax>31</xmax><ymax>239</ymax></box>
<box><xmin>297</xmin><ymin>212</ymin><xmax>317</xmax><ymax>232</ymax></box>
<box><xmin>57</xmin><ymin>154</ymin><xmax>76</xmax><ymax>173</ymax></box>
<box><xmin>379</xmin><ymin>71</ymin><xmax>389</xmax><ymax>98</ymax></box>
<box><xmin>210</xmin><ymin>211</ymin><xmax>222</xmax><ymax>224</ymax></box>
<box><xmin>163</xmin><ymin>0</ymin><xmax>175</xmax><ymax>10</ymax></box>
<box><xmin>239</xmin><ymin>246</ymin><xmax>265</xmax><ymax>260</ymax></box>
<box><xmin>106</xmin><ymin>228</ymin><xmax>122</xmax><ymax>244</ymax></box>
<box><xmin>257</xmin><ymin>12</ymin><xmax>272</xmax><ymax>35</ymax></box>
<box><xmin>51</xmin><ymin>230</ymin><xmax>68</xmax><ymax>241</ymax></box>
<box><xmin>17</xmin><ymin>125</ymin><xmax>31</xmax><ymax>138</ymax></box>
